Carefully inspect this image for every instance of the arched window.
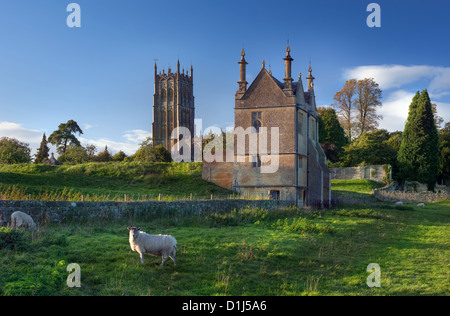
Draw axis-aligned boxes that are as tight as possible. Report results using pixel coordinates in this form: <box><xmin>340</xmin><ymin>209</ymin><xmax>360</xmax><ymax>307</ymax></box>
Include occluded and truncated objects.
<box><xmin>161</xmin><ymin>88</ymin><xmax>166</xmax><ymax>103</ymax></box>
<box><xmin>168</xmin><ymin>88</ymin><xmax>173</xmax><ymax>104</ymax></box>
<box><xmin>252</xmin><ymin>112</ymin><xmax>262</xmax><ymax>133</ymax></box>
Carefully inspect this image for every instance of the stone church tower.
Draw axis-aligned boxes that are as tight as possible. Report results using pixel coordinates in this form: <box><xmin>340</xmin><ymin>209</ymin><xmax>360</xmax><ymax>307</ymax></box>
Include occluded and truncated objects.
<box><xmin>152</xmin><ymin>61</ymin><xmax>195</xmax><ymax>152</ymax></box>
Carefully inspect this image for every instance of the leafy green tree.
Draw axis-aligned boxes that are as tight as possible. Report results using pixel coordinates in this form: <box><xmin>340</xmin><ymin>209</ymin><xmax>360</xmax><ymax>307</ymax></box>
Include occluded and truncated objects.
<box><xmin>0</xmin><ymin>137</ymin><xmax>32</xmax><ymax>164</ymax></box>
<box><xmin>112</xmin><ymin>150</ymin><xmax>127</xmax><ymax>162</ymax></box>
<box><xmin>35</xmin><ymin>133</ymin><xmax>50</xmax><ymax>164</ymax></box>
<box><xmin>48</xmin><ymin>120</ymin><xmax>83</xmax><ymax>154</ymax></box>
<box><xmin>57</xmin><ymin>144</ymin><xmax>88</xmax><ymax>164</ymax></box>
<box><xmin>132</xmin><ymin>138</ymin><xmax>172</xmax><ymax>162</ymax></box>
<box><xmin>339</xmin><ymin>129</ymin><xmax>396</xmax><ymax>167</ymax></box>
<box><xmin>397</xmin><ymin>90</ymin><xmax>440</xmax><ymax>190</ymax></box>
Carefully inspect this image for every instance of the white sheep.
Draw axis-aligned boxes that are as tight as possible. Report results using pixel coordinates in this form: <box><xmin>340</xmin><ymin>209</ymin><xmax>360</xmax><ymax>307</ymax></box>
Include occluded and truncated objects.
<box><xmin>11</xmin><ymin>211</ymin><xmax>37</xmax><ymax>230</ymax></box>
<box><xmin>128</xmin><ymin>227</ymin><xmax>178</xmax><ymax>266</ymax></box>
<box><xmin>417</xmin><ymin>203</ymin><xmax>425</xmax><ymax>208</ymax></box>
<box><xmin>395</xmin><ymin>201</ymin><xmax>404</xmax><ymax>206</ymax></box>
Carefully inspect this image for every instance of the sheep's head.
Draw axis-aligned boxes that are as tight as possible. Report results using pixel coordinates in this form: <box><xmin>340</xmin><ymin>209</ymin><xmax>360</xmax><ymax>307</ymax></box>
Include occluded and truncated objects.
<box><xmin>127</xmin><ymin>227</ymin><xmax>141</xmax><ymax>239</ymax></box>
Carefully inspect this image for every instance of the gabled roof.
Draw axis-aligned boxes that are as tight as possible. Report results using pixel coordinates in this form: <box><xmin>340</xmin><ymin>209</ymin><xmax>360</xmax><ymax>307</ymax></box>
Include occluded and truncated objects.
<box><xmin>237</xmin><ymin>68</ymin><xmax>292</xmax><ymax>107</ymax></box>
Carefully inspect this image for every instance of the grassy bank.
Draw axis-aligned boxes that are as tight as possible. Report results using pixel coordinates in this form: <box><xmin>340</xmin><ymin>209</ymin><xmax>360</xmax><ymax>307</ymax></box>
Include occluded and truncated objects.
<box><xmin>0</xmin><ymin>162</ymin><xmax>232</xmax><ymax>201</ymax></box>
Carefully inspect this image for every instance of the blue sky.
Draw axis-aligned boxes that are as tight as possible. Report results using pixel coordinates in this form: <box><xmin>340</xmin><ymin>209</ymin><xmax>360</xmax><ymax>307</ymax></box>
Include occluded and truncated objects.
<box><xmin>1</xmin><ymin>0</ymin><xmax>449</xmax><ymax>156</ymax></box>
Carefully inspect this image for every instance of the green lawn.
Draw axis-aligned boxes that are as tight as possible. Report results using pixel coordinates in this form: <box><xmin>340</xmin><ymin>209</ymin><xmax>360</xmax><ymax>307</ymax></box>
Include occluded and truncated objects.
<box><xmin>1</xmin><ymin>199</ymin><xmax>448</xmax><ymax>296</ymax></box>
<box><xmin>331</xmin><ymin>179</ymin><xmax>385</xmax><ymax>199</ymax></box>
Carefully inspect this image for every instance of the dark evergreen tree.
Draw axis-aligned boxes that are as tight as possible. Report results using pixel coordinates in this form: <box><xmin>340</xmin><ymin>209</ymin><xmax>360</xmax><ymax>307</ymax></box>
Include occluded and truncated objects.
<box><xmin>318</xmin><ymin>107</ymin><xmax>348</xmax><ymax>162</ymax></box>
<box><xmin>437</xmin><ymin>122</ymin><xmax>450</xmax><ymax>185</ymax></box>
<box><xmin>397</xmin><ymin>90</ymin><xmax>440</xmax><ymax>190</ymax></box>
<box><xmin>35</xmin><ymin>133</ymin><xmax>50</xmax><ymax>164</ymax></box>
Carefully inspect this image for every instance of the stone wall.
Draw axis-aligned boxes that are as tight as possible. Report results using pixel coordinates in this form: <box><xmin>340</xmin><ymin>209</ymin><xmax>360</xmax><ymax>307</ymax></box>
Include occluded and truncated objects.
<box><xmin>0</xmin><ymin>199</ymin><xmax>295</xmax><ymax>226</ymax></box>
<box><xmin>373</xmin><ymin>185</ymin><xmax>450</xmax><ymax>203</ymax></box>
<box><xmin>202</xmin><ymin>151</ymin><xmax>234</xmax><ymax>190</ymax></box>
<box><xmin>330</xmin><ymin>165</ymin><xmax>390</xmax><ymax>183</ymax></box>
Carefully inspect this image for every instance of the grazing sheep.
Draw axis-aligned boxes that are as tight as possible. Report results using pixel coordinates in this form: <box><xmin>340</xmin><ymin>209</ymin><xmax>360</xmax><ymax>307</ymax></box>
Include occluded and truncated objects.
<box><xmin>417</xmin><ymin>203</ymin><xmax>425</xmax><ymax>208</ymax></box>
<box><xmin>394</xmin><ymin>201</ymin><xmax>403</xmax><ymax>206</ymax></box>
<box><xmin>11</xmin><ymin>211</ymin><xmax>37</xmax><ymax>230</ymax></box>
<box><xmin>128</xmin><ymin>227</ymin><xmax>177</xmax><ymax>266</ymax></box>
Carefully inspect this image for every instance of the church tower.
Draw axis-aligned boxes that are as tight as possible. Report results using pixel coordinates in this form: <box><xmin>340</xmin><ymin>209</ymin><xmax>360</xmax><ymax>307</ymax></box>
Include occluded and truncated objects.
<box><xmin>152</xmin><ymin>61</ymin><xmax>195</xmax><ymax>153</ymax></box>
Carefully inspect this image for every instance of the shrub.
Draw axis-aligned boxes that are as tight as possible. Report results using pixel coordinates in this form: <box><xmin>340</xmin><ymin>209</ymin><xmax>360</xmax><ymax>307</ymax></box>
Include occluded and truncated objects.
<box><xmin>0</xmin><ymin>227</ymin><xmax>28</xmax><ymax>250</ymax></box>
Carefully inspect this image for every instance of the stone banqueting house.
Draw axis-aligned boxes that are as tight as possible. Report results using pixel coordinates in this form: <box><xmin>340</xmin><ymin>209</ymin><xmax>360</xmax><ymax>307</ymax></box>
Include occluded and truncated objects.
<box><xmin>202</xmin><ymin>46</ymin><xmax>331</xmax><ymax>207</ymax></box>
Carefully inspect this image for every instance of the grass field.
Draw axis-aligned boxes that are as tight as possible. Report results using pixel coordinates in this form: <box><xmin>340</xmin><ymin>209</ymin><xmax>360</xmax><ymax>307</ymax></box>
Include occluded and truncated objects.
<box><xmin>0</xmin><ymin>165</ymin><xmax>448</xmax><ymax>296</ymax></box>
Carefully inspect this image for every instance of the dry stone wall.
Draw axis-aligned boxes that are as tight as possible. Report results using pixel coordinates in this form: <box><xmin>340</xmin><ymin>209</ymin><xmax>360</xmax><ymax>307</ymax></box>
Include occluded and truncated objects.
<box><xmin>373</xmin><ymin>185</ymin><xmax>450</xmax><ymax>203</ymax></box>
<box><xmin>0</xmin><ymin>199</ymin><xmax>295</xmax><ymax>226</ymax></box>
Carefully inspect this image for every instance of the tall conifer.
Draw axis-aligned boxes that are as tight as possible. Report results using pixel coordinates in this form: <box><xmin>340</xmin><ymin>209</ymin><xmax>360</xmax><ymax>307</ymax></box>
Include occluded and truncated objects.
<box><xmin>35</xmin><ymin>133</ymin><xmax>50</xmax><ymax>164</ymax></box>
<box><xmin>397</xmin><ymin>90</ymin><xmax>439</xmax><ymax>190</ymax></box>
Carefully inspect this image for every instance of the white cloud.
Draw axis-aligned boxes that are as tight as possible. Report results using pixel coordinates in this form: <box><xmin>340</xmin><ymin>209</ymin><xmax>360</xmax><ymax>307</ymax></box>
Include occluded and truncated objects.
<box><xmin>0</xmin><ymin>122</ymin><xmax>42</xmax><ymax>143</ymax></box>
<box><xmin>79</xmin><ymin>129</ymin><xmax>151</xmax><ymax>156</ymax></box>
<box><xmin>344</xmin><ymin>65</ymin><xmax>450</xmax><ymax>95</ymax></box>
<box><xmin>79</xmin><ymin>137</ymin><xmax>139</xmax><ymax>156</ymax></box>
<box><xmin>0</xmin><ymin>122</ymin><xmax>51</xmax><ymax>155</ymax></box>
<box><xmin>377</xmin><ymin>90</ymin><xmax>415</xmax><ymax>132</ymax></box>
<box><xmin>343</xmin><ymin>64</ymin><xmax>450</xmax><ymax>131</ymax></box>
<box><xmin>122</xmin><ymin>129</ymin><xmax>151</xmax><ymax>144</ymax></box>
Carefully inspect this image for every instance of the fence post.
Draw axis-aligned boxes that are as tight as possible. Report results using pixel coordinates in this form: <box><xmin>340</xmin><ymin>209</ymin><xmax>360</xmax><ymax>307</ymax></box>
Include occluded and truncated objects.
<box><xmin>158</xmin><ymin>194</ymin><xmax>162</xmax><ymax>201</ymax></box>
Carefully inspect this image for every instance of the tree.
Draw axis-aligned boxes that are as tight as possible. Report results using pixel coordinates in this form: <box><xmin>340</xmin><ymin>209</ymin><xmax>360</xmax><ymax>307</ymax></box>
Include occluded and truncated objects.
<box><xmin>318</xmin><ymin>107</ymin><xmax>348</xmax><ymax>162</ymax></box>
<box><xmin>0</xmin><ymin>137</ymin><xmax>32</xmax><ymax>164</ymax></box>
<box><xmin>85</xmin><ymin>144</ymin><xmax>97</xmax><ymax>162</ymax></box>
<box><xmin>437</xmin><ymin>122</ymin><xmax>450</xmax><ymax>185</ymax></box>
<box><xmin>397</xmin><ymin>90</ymin><xmax>440</xmax><ymax>190</ymax></box>
<box><xmin>112</xmin><ymin>151</ymin><xmax>127</xmax><ymax>162</ymax></box>
<box><xmin>332</xmin><ymin>79</ymin><xmax>357</xmax><ymax>141</ymax></box>
<box><xmin>35</xmin><ymin>133</ymin><xmax>50</xmax><ymax>164</ymax></box>
<box><xmin>333</xmin><ymin>78</ymin><xmax>383</xmax><ymax>140</ymax></box>
<box><xmin>132</xmin><ymin>138</ymin><xmax>172</xmax><ymax>162</ymax></box>
<box><xmin>339</xmin><ymin>129</ymin><xmax>397</xmax><ymax>167</ymax></box>
<box><xmin>97</xmin><ymin>146</ymin><xmax>112</xmax><ymax>162</ymax></box>
<box><xmin>57</xmin><ymin>144</ymin><xmax>88</xmax><ymax>164</ymax></box>
<box><xmin>353</xmin><ymin>78</ymin><xmax>383</xmax><ymax>137</ymax></box>
<box><xmin>48</xmin><ymin>120</ymin><xmax>84</xmax><ymax>154</ymax></box>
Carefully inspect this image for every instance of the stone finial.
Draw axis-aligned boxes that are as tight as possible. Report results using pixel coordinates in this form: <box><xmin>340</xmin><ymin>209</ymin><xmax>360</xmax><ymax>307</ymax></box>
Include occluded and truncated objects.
<box><xmin>307</xmin><ymin>65</ymin><xmax>315</xmax><ymax>90</ymax></box>
<box><xmin>262</xmin><ymin>60</ymin><xmax>265</xmax><ymax>69</ymax></box>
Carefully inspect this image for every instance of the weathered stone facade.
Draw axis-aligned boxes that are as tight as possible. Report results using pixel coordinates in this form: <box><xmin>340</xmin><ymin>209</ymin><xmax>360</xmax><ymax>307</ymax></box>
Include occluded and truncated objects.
<box><xmin>152</xmin><ymin>61</ymin><xmax>195</xmax><ymax>154</ymax></box>
<box><xmin>203</xmin><ymin>47</ymin><xmax>331</xmax><ymax>207</ymax></box>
